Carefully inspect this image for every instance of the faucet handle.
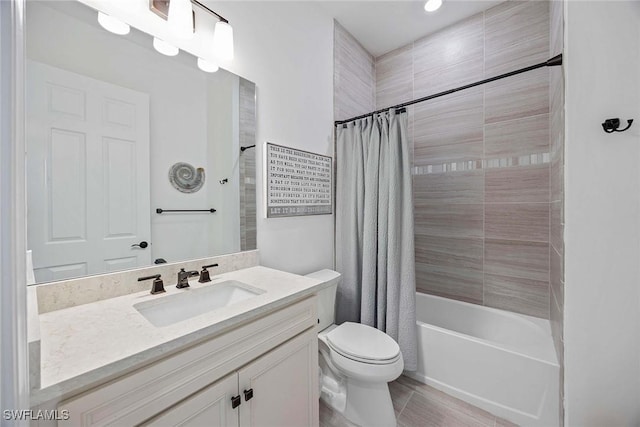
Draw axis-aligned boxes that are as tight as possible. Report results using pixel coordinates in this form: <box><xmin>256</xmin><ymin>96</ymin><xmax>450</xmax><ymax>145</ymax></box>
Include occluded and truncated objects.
<box><xmin>199</xmin><ymin>263</ymin><xmax>219</xmax><ymax>283</ymax></box>
<box><xmin>138</xmin><ymin>274</ymin><xmax>165</xmax><ymax>295</ymax></box>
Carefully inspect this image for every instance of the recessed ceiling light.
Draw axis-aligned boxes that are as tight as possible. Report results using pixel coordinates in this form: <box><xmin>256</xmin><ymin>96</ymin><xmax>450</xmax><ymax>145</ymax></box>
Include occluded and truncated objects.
<box><xmin>424</xmin><ymin>0</ymin><xmax>443</xmax><ymax>13</ymax></box>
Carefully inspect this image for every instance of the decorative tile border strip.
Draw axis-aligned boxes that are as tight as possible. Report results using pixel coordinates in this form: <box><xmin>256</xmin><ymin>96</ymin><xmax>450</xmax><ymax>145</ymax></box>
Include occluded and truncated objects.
<box><xmin>412</xmin><ymin>152</ymin><xmax>550</xmax><ymax>175</ymax></box>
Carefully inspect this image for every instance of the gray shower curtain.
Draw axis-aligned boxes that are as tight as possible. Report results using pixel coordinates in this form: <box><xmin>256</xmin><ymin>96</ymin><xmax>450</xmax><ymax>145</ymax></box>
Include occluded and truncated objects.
<box><xmin>335</xmin><ymin>109</ymin><xmax>417</xmax><ymax>371</ymax></box>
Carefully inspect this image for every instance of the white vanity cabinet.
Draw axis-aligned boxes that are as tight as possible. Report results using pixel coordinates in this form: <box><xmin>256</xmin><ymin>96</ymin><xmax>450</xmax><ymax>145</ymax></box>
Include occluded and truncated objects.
<box><xmin>142</xmin><ymin>373</ymin><xmax>239</xmax><ymax>427</ymax></box>
<box><xmin>237</xmin><ymin>328</ymin><xmax>317</xmax><ymax>427</ymax></box>
<box><xmin>55</xmin><ymin>296</ymin><xmax>319</xmax><ymax>427</ymax></box>
<box><xmin>144</xmin><ymin>329</ymin><xmax>317</xmax><ymax>427</ymax></box>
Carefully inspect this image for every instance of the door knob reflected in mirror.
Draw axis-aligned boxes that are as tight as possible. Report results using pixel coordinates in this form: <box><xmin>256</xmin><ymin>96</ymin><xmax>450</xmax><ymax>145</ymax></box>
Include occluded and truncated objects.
<box><xmin>131</xmin><ymin>241</ymin><xmax>149</xmax><ymax>249</ymax></box>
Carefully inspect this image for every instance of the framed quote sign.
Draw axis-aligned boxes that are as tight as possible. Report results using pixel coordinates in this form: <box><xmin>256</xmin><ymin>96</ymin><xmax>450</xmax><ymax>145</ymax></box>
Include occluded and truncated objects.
<box><xmin>265</xmin><ymin>142</ymin><xmax>333</xmax><ymax>218</ymax></box>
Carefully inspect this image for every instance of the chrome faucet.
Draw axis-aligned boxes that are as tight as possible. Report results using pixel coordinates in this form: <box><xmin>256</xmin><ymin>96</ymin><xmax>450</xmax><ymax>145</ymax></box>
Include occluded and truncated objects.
<box><xmin>177</xmin><ymin>268</ymin><xmax>199</xmax><ymax>289</ymax></box>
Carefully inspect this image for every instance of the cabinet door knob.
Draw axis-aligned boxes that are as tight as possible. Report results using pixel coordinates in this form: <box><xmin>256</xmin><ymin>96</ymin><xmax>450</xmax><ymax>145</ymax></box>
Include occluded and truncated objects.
<box><xmin>231</xmin><ymin>395</ymin><xmax>241</xmax><ymax>409</ymax></box>
<box><xmin>243</xmin><ymin>388</ymin><xmax>254</xmax><ymax>401</ymax></box>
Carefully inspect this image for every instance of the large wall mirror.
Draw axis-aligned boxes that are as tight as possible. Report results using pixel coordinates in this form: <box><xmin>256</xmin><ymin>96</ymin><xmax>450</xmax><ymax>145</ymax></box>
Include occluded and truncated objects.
<box><xmin>25</xmin><ymin>1</ymin><xmax>257</xmax><ymax>284</ymax></box>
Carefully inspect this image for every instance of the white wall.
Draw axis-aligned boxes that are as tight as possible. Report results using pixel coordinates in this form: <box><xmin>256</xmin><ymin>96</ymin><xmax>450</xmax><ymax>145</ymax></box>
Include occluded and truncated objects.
<box><xmin>26</xmin><ymin>2</ymin><xmax>242</xmax><ymax>266</ymax></box>
<box><xmin>208</xmin><ymin>2</ymin><xmax>335</xmax><ymax>274</ymax></box>
<box><xmin>564</xmin><ymin>1</ymin><xmax>640</xmax><ymax>425</ymax></box>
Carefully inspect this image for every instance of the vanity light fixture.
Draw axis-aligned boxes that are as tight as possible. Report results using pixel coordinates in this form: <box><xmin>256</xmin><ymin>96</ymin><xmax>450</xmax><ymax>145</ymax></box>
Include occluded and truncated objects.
<box><xmin>151</xmin><ymin>0</ymin><xmax>234</xmax><ymax>64</ymax></box>
<box><xmin>97</xmin><ymin>11</ymin><xmax>130</xmax><ymax>35</ymax></box>
<box><xmin>168</xmin><ymin>0</ymin><xmax>194</xmax><ymax>40</ymax></box>
<box><xmin>153</xmin><ymin>37</ymin><xmax>179</xmax><ymax>56</ymax></box>
<box><xmin>424</xmin><ymin>0</ymin><xmax>443</xmax><ymax>12</ymax></box>
<box><xmin>212</xmin><ymin>21</ymin><xmax>234</xmax><ymax>62</ymax></box>
<box><xmin>197</xmin><ymin>57</ymin><xmax>219</xmax><ymax>73</ymax></box>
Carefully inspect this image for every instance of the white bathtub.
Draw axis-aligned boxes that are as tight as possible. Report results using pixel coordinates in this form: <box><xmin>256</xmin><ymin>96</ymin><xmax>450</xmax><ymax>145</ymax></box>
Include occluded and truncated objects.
<box><xmin>405</xmin><ymin>293</ymin><xmax>559</xmax><ymax>427</ymax></box>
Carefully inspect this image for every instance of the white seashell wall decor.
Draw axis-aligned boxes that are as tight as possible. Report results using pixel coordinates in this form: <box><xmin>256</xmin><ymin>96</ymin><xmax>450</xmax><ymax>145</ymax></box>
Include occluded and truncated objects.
<box><xmin>168</xmin><ymin>162</ymin><xmax>205</xmax><ymax>193</ymax></box>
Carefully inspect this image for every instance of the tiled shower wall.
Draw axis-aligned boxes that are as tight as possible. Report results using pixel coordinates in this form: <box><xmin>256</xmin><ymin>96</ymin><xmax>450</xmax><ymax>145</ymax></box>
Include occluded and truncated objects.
<box><xmin>333</xmin><ymin>21</ymin><xmax>375</xmax><ymax>120</ymax></box>
<box><xmin>333</xmin><ymin>1</ymin><xmax>562</xmax><ymax>320</ymax></box>
<box><xmin>375</xmin><ymin>0</ymin><xmax>553</xmax><ymax>319</ymax></box>
<box><xmin>549</xmin><ymin>0</ymin><xmax>565</xmax><ymax>422</ymax></box>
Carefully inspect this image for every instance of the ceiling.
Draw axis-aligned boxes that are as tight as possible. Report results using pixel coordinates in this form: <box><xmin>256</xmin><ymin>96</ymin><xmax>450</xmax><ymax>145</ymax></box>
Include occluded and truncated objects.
<box><xmin>316</xmin><ymin>0</ymin><xmax>502</xmax><ymax>57</ymax></box>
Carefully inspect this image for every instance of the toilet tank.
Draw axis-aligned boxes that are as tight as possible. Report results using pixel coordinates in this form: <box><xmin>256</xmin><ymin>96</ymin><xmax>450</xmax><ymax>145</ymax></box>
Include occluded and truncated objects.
<box><xmin>305</xmin><ymin>269</ymin><xmax>341</xmax><ymax>331</ymax></box>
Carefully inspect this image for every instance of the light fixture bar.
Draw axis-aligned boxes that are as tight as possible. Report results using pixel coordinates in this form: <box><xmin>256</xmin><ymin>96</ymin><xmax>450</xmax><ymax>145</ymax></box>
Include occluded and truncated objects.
<box><xmin>150</xmin><ymin>0</ymin><xmax>228</xmax><ymax>24</ymax></box>
<box><xmin>149</xmin><ymin>0</ymin><xmax>233</xmax><ymax>64</ymax></box>
<box><xmin>191</xmin><ymin>0</ymin><xmax>228</xmax><ymax>24</ymax></box>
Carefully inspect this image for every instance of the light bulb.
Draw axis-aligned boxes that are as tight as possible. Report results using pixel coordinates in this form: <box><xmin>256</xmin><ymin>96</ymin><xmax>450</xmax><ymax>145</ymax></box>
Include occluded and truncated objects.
<box><xmin>153</xmin><ymin>37</ymin><xmax>179</xmax><ymax>56</ymax></box>
<box><xmin>97</xmin><ymin>11</ymin><xmax>130</xmax><ymax>35</ymax></box>
<box><xmin>424</xmin><ymin>0</ymin><xmax>443</xmax><ymax>12</ymax></box>
<box><xmin>197</xmin><ymin>58</ymin><xmax>219</xmax><ymax>73</ymax></box>
<box><xmin>212</xmin><ymin>21</ymin><xmax>234</xmax><ymax>62</ymax></box>
<box><xmin>168</xmin><ymin>0</ymin><xmax>193</xmax><ymax>40</ymax></box>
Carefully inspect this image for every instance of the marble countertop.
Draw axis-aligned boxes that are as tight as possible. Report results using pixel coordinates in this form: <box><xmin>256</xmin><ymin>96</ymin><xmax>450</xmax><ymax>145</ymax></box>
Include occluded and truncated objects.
<box><xmin>31</xmin><ymin>266</ymin><xmax>329</xmax><ymax>406</ymax></box>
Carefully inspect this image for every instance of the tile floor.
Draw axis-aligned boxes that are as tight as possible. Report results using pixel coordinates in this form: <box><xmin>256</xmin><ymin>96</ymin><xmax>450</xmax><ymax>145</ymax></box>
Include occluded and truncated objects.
<box><xmin>319</xmin><ymin>375</ymin><xmax>518</xmax><ymax>427</ymax></box>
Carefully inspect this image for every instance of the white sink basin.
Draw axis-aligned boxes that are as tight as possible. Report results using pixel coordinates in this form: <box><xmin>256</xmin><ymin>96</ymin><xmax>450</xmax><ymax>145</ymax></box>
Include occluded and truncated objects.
<box><xmin>134</xmin><ymin>280</ymin><xmax>265</xmax><ymax>327</ymax></box>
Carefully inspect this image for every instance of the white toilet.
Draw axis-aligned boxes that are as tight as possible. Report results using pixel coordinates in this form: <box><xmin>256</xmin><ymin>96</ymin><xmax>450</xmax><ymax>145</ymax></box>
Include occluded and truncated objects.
<box><xmin>306</xmin><ymin>270</ymin><xmax>403</xmax><ymax>427</ymax></box>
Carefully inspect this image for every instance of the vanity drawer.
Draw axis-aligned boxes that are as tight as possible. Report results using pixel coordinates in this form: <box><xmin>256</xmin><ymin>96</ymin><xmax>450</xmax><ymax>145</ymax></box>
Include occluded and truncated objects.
<box><xmin>58</xmin><ymin>296</ymin><xmax>317</xmax><ymax>427</ymax></box>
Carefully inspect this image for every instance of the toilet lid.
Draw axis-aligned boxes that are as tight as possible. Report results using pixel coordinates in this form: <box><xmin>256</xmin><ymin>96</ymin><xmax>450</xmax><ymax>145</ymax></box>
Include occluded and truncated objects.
<box><xmin>326</xmin><ymin>322</ymin><xmax>400</xmax><ymax>363</ymax></box>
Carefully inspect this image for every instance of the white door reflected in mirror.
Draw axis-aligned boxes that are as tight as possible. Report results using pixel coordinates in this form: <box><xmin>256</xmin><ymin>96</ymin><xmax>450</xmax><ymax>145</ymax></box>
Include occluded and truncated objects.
<box><xmin>27</xmin><ymin>61</ymin><xmax>151</xmax><ymax>283</ymax></box>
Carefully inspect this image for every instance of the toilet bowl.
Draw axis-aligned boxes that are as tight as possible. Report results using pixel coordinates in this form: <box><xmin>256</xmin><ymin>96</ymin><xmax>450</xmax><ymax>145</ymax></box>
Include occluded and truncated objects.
<box><xmin>319</xmin><ymin>322</ymin><xmax>404</xmax><ymax>426</ymax></box>
<box><xmin>306</xmin><ymin>270</ymin><xmax>403</xmax><ymax>427</ymax></box>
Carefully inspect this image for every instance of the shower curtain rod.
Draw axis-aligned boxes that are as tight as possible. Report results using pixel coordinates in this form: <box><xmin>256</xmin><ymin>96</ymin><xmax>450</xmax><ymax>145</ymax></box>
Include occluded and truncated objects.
<box><xmin>334</xmin><ymin>54</ymin><xmax>563</xmax><ymax>126</ymax></box>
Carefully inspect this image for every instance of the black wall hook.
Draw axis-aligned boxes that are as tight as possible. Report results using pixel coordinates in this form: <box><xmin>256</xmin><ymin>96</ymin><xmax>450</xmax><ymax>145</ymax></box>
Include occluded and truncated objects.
<box><xmin>602</xmin><ymin>118</ymin><xmax>634</xmax><ymax>133</ymax></box>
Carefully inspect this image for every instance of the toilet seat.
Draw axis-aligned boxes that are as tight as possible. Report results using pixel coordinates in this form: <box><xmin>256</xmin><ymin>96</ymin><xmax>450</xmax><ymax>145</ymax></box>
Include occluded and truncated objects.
<box><xmin>326</xmin><ymin>322</ymin><xmax>401</xmax><ymax>365</ymax></box>
<box><xmin>327</xmin><ymin>343</ymin><xmax>404</xmax><ymax>383</ymax></box>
